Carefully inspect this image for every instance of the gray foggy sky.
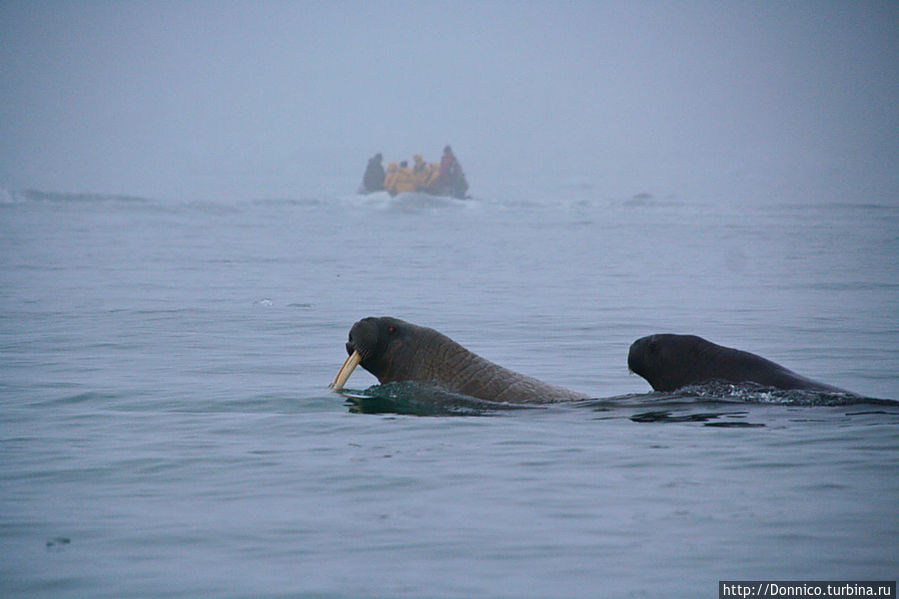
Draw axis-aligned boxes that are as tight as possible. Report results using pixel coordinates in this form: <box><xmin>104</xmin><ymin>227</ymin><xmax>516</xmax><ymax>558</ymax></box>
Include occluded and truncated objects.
<box><xmin>2</xmin><ymin>1</ymin><xmax>897</xmax><ymax>202</ymax></box>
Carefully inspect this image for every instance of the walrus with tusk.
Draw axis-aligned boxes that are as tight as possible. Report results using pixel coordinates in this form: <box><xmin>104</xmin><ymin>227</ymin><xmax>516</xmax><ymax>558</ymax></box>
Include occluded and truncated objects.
<box><xmin>331</xmin><ymin>316</ymin><xmax>589</xmax><ymax>404</ymax></box>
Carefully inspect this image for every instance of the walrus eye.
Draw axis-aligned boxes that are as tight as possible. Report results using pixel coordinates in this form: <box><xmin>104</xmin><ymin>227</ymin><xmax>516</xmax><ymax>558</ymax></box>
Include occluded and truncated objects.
<box><xmin>387</xmin><ymin>326</ymin><xmax>397</xmax><ymax>335</ymax></box>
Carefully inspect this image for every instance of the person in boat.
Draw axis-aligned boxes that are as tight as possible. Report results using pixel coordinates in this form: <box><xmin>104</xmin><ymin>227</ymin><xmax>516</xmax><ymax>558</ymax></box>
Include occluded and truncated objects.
<box><xmin>434</xmin><ymin>146</ymin><xmax>455</xmax><ymax>188</ymax></box>
<box><xmin>412</xmin><ymin>154</ymin><xmax>430</xmax><ymax>191</ymax></box>
<box><xmin>426</xmin><ymin>161</ymin><xmax>441</xmax><ymax>189</ymax></box>
<box><xmin>359</xmin><ymin>153</ymin><xmax>386</xmax><ymax>193</ymax></box>
<box><xmin>431</xmin><ymin>145</ymin><xmax>469</xmax><ymax>198</ymax></box>
<box><xmin>391</xmin><ymin>160</ymin><xmax>417</xmax><ymax>196</ymax></box>
<box><xmin>383</xmin><ymin>162</ymin><xmax>399</xmax><ymax>195</ymax></box>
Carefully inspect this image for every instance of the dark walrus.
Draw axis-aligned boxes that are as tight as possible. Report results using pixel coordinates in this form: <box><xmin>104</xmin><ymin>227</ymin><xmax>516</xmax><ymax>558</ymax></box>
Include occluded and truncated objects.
<box><xmin>628</xmin><ymin>333</ymin><xmax>848</xmax><ymax>393</ymax></box>
<box><xmin>330</xmin><ymin>316</ymin><xmax>589</xmax><ymax>403</ymax></box>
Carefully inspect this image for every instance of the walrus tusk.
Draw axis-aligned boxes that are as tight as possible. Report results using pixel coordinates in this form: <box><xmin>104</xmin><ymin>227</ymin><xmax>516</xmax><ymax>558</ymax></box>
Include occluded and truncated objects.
<box><xmin>330</xmin><ymin>350</ymin><xmax>362</xmax><ymax>391</ymax></box>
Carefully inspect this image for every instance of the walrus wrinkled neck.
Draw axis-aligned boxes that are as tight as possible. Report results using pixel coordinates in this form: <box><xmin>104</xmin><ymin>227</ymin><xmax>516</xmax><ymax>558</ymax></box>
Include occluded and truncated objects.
<box><xmin>413</xmin><ymin>331</ymin><xmax>588</xmax><ymax>404</ymax></box>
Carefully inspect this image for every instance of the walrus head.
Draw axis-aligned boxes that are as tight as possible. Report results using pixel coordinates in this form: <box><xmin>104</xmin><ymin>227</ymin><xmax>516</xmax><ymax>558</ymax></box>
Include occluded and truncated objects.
<box><xmin>330</xmin><ymin>316</ymin><xmax>440</xmax><ymax>390</ymax></box>
<box><xmin>628</xmin><ymin>333</ymin><xmax>714</xmax><ymax>392</ymax></box>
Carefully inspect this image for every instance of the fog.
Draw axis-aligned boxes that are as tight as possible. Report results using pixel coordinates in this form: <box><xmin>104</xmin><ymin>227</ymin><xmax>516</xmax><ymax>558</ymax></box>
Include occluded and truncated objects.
<box><xmin>2</xmin><ymin>1</ymin><xmax>897</xmax><ymax>202</ymax></box>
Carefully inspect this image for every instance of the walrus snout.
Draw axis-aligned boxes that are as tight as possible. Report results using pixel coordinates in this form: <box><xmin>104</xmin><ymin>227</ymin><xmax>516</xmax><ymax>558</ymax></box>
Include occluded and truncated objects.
<box><xmin>346</xmin><ymin>317</ymin><xmax>381</xmax><ymax>360</ymax></box>
<box><xmin>331</xmin><ymin>317</ymin><xmax>384</xmax><ymax>391</ymax></box>
<box><xmin>626</xmin><ymin>340</ymin><xmax>641</xmax><ymax>373</ymax></box>
<box><xmin>627</xmin><ymin>335</ymin><xmax>657</xmax><ymax>375</ymax></box>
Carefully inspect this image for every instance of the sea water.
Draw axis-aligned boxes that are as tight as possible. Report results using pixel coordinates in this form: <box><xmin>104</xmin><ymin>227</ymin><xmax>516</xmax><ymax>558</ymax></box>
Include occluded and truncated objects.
<box><xmin>1</xmin><ymin>189</ymin><xmax>897</xmax><ymax>598</ymax></box>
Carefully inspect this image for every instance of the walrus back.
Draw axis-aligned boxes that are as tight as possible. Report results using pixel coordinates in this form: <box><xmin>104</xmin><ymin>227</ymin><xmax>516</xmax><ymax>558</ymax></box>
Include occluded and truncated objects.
<box><xmin>714</xmin><ymin>343</ymin><xmax>847</xmax><ymax>393</ymax></box>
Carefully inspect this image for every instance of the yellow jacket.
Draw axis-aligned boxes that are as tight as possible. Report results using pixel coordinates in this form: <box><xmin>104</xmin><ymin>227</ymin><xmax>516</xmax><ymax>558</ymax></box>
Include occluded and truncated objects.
<box><xmin>412</xmin><ymin>154</ymin><xmax>430</xmax><ymax>191</ymax></box>
<box><xmin>383</xmin><ymin>162</ymin><xmax>399</xmax><ymax>194</ymax></box>
<box><xmin>393</xmin><ymin>164</ymin><xmax>417</xmax><ymax>194</ymax></box>
<box><xmin>425</xmin><ymin>162</ymin><xmax>441</xmax><ymax>189</ymax></box>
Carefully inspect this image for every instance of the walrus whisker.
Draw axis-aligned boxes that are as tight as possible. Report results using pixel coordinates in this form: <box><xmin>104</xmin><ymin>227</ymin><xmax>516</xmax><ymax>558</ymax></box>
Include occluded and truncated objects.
<box><xmin>330</xmin><ymin>350</ymin><xmax>362</xmax><ymax>391</ymax></box>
